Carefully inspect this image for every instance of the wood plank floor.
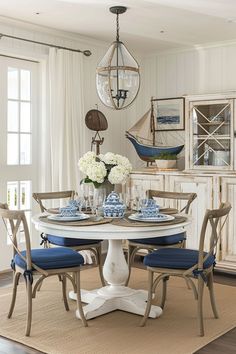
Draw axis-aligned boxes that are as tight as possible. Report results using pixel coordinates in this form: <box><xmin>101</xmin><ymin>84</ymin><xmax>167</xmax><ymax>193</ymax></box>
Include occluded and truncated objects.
<box><xmin>0</xmin><ymin>264</ymin><xmax>235</xmax><ymax>354</ymax></box>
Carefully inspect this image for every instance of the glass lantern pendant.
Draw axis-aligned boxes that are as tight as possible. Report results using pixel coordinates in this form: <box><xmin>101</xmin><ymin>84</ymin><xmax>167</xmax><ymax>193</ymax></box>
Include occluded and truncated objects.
<box><xmin>96</xmin><ymin>6</ymin><xmax>140</xmax><ymax>110</ymax></box>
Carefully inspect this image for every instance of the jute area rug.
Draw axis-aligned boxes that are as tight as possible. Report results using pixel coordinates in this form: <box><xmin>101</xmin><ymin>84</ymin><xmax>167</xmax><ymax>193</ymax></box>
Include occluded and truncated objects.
<box><xmin>0</xmin><ymin>268</ymin><xmax>235</xmax><ymax>354</ymax></box>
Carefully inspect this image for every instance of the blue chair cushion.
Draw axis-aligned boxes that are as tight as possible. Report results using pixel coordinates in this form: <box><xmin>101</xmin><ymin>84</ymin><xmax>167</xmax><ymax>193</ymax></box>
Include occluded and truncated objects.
<box><xmin>47</xmin><ymin>234</ymin><xmax>101</xmax><ymax>247</ymax></box>
<box><xmin>14</xmin><ymin>247</ymin><xmax>84</xmax><ymax>270</ymax></box>
<box><xmin>129</xmin><ymin>232</ymin><xmax>186</xmax><ymax>246</ymax></box>
<box><xmin>144</xmin><ymin>248</ymin><xmax>215</xmax><ymax>270</ymax></box>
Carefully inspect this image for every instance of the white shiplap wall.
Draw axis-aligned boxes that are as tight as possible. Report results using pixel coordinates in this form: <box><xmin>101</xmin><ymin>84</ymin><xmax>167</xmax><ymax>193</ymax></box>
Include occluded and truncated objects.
<box><xmin>140</xmin><ymin>43</ymin><xmax>236</xmax><ymax>169</ymax></box>
<box><xmin>2</xmin><ymin>16</ymin><xmax>236</xmax><ymax>170</ymax></box>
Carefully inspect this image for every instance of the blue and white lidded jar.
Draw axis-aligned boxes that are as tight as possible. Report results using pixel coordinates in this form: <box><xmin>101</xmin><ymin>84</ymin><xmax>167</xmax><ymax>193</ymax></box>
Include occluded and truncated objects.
<box><xmin>103</xmin><ymin>191</ymin><xmax>126</xmax><ymax>218</ymax></box>
<box><xmin>140</xmin><ymin>199</ymin><xmax>159</xmax><ymax>218</ymax></box>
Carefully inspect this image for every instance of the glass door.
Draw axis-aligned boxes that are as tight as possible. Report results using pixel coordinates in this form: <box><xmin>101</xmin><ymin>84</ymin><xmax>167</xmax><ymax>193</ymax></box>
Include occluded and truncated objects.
<box><xmin>190</xmin><ymin>100</ymin><xmax>233</xmax><ymax>170</ymax></box>
<box><xmin>0</xmin><ymin>57</ymin><xmax>39</xmax><ymax>271</ymax></box>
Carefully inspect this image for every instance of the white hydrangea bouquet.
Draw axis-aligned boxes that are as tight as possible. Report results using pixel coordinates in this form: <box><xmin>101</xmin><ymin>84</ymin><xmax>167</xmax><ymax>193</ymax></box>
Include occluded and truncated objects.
<box><xmin>78</xmin><ymin>151</ymin><xmax>132</xmax><ymax>188</ymax></box>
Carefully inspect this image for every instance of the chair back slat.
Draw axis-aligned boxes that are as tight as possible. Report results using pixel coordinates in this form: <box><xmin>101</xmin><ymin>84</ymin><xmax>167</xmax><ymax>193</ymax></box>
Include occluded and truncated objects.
<box><xmin>32</xmin><ymin>190</ymin><xmax>75</xmax><ymax>212</ymax></box>
<box><xmin>0</xmin><ymin>203</ymin><xmax>32</xmax><ymax>270</ymax></box>
<box><xmin>198</xmin><ymin>202</ymin><xmax>231</xmax><ymax>269</ymax></box>
<box><xmin>0</xmin><ymin>203</ymin><xmax>49</xmax><ymax>275</ymax></box>
<box><xmin>148</xmin><ymin>190</ymin><xmax>197</xmax><ymax>214</ymax></box>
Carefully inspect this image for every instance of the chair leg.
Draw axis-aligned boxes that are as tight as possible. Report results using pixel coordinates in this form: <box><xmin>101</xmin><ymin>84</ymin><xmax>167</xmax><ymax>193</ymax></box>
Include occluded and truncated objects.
<box><xmin>37</xmin><ymin>280</ymin><xmax>43</xmax><ymax>292</ymax></box>
<box><xmin>185</xmin><ymin>277</ymin><xmax>198</xmax><ymax>300</ymax></box>
<box><xmin>62</xmin><ymin>275</ymin><xmax>69</xmax><ymax>311</ymax></box>
<box><xmin>72</xmin><ymin>272</ymin><xmax>77</xmax><ymax>293</ymax></box>
<box><xmin>8</xmin><ymin>272</ymin><xmax>21</xmax><ymax>319</ymax></box>
<box><xmin>25</xmin><ymin>278</ymin><xmax>33</xmax><ymax>336</ymax></box>
<box><xmin>125</xmin><ymin>244</ymin><xmax>136</xmax><ymax>286</ymax></box>
<box><xmin>38</xmin><ymin>272</ymin><xmax>62</xmax><ymax>293</ymax></box>
<box><xmin>32</xmin><ymin>275</ymin><xmax>45</xmax><ymax>298</ymax></box>
<box><xmin>75</xmin><ymin>271</ymin><xmax>88</xmax><ymax>327</ymax></box>
<box><xmin>160</xmin><ymin>276</ymin><xmax>169</xmax><ymax>309</ymax></box>
<box><xmin>97</xmin><ymin>244</ymin><xmax>105</xmax><ymax>286</ymax></box>
<box><xmin>184</xmin><ymin>277</ymin><xmax>192</xmax><ymax>290</ymax></box>
<box><xmin>65</xmin><ymin>273</ymin><xmax>77</xmax><ymax>293</ymax></box>
<box><xmin>36</xmin><ymin>239</ymin><xmax>51</xmax><ymax>294</ymax></box>
<box><xmin>197</xmin><ymin>276</ymin><xmax>205</xmax><ymax>337</ymax></box>
<box><xmin>207</xmin><ymin>271</ymin><xmax>219</xmax><ymax>319</ymax></box>
<box><xmin>140</xmin><ymin>270</ymin><xmax>154</xmax><ymax>327</ymax></box>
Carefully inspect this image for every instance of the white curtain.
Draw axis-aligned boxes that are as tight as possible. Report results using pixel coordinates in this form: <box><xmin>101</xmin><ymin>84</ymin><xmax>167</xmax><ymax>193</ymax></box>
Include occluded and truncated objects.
<box><xmin>48</xmin><ymin>48</ymin><xmax>85</xmax><ymax>191</ymax></box>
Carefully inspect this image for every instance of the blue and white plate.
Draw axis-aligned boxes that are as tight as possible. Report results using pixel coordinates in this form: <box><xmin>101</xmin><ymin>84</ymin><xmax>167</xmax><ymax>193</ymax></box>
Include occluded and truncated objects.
<box><xmin>128</xmin><ymin>213</ymin><xmax>174</xmax><ymax>223</ymax></box>
<box><xmin>47</xmin><ymin>213</ymin><xmax>89</xmax><ymax>222</ymax></box>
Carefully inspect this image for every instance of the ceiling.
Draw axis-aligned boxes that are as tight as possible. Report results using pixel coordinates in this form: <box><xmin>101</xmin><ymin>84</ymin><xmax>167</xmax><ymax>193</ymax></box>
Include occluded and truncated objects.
<box><xmin>1</xmin><ymin>0</ymin><xmax>236</xmax><ymax>53</ymax></box>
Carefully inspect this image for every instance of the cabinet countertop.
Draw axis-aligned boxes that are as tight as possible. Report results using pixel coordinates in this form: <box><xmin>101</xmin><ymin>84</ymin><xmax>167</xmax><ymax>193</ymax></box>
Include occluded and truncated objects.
<box><xmin>131</xmin><ymin>169</ymin><xmax>236</xmax><ymax>177</ymax></box>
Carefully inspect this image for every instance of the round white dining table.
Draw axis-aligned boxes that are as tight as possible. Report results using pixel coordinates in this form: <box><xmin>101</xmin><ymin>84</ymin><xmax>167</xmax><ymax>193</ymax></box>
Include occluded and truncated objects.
<box><xmin>32</xmin><ymin>214</ymin><xmax>191</xmax><ymax>321</ymax></box>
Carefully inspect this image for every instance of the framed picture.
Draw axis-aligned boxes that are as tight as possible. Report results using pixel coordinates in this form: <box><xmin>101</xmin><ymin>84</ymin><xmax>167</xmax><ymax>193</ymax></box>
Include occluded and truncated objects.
<box><xmin>153</xmin><ymin>97</ymin><xmax>185</xmax><ymax>131</ymax></box>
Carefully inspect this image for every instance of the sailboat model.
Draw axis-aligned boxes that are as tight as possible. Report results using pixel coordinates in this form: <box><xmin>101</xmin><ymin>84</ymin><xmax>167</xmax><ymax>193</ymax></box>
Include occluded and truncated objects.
<box><xmin>126</xmin><ymin>100</ymin><xmax>184</xmax><ymax>164</ymax></box>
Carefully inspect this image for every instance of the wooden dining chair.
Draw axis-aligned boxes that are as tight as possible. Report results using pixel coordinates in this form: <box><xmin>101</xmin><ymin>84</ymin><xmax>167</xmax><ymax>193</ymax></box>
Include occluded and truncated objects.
<box><xmin>141</xmin><ymin>202</ymin><xmax>231</xmax><ymax>336</ymax></box>
<box><xmin>126</xmin><ymin>190</ymin><xmax>197</xmax><ymax>286</ymax></box>
<box><xmin>0</xmin><ymin>203</ymin><xmax>87</xmax><ymax>336</ymax></box>
<box><xmin>33</xmin><ymin>191</ymin><xmax>105</xmax><ymax>286</ymax></box>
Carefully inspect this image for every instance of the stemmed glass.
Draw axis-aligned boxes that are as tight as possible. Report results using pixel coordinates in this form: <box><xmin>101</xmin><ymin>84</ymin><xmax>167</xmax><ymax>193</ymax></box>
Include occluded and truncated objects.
<box><xmin>89</xmin><ymin>195</ymin><xmax>96</xmax><ymax>216</ymax></box>
<box><xmin>122</xmin><ymin>186</ymin><xmax>131</xmax><ymax>210</ymax></box>
<box><xmin>92</xmin><ymin>188</ymin><xmax>106</xmax><ymax>219</ymax></box>
<box><xmin>81</xmin><ymin>183</ymin><xmax>91</xmax><ymax>211</ymax></box>
<box><xmin>76</xmin><ymin>195</ymin><xmax>84</xmax><ymax>214</ymax></box>
<box><xmin>131</xmin><ymin>185</ymin><xmax>141</xmax><ymax>211</ymax></box>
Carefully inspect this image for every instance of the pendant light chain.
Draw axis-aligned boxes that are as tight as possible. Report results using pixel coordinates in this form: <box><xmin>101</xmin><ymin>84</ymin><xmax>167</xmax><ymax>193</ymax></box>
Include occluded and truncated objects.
<box><xmin>116</xmin><ymin>12</ymin><xmax>120</xmax><ymax>42</ymax></box>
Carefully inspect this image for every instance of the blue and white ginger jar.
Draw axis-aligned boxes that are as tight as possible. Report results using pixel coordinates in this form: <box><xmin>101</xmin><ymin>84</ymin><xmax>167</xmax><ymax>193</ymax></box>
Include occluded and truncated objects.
<box><xmin>103</xmin><ymin>191</ymin><xmax>126</xmax><ymax>218</ymax></box>
<box><xmin>141</xmin><ymin>199</ymin><xmax>159</xmax><ymax>218</ymax></box>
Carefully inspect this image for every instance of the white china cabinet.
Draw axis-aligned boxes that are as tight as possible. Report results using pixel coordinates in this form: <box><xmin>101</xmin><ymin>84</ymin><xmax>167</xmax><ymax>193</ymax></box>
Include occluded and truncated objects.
<box><xmin>185</xmin><ymin>92</ymin><xmax>236</xmax><ymax>172</ymax></box>
<box><xmin>129</xmin><ymin>92</ymin><xmax>236</xmax><ymax>273</ymax></box>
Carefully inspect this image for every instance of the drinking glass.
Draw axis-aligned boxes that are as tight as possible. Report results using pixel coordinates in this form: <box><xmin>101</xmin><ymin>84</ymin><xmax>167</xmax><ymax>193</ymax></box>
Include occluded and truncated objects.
<box><xmin>122</xmin><ymin>186</ymin><xmax>130</xmax><ymax>209</ymax></box>
<box><xmin>94</xmin><ymin>188</ymin><xmax>106</xmax><ymax>217</ymax></box>
<box><xmin>131</xmin><ymin>185</ymin><xmax>142</xmax><ymax>211</ymax></box>
<box><xmin>81</xmin><ymin>183</ymin><xmax>92</xmax><ymax>211</ymax></box>
<box><xmin>89</xmin><ymin>195</ymin><xmax>97</xmax><ymax>216</ymax></box>
<box><xmin>76</xmin><ymin>196</ymin><xmax>84</xmax><ymax>214</ymax></box>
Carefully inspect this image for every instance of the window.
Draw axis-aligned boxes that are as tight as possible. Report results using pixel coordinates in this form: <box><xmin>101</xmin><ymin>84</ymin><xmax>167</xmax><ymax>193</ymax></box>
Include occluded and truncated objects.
<box><xmin>7</xmin><ymin>68</ymin><xmax>32</xmax><ymax>165</ymax></box>
<box><xmin>7</xmin><ymin>180</ymin><xmax>31</xmax><ymax>243</ymax></box>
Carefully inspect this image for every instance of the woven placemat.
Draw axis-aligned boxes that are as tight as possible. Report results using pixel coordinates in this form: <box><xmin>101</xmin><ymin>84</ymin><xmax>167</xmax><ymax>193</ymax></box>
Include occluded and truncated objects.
<box><xmin>111</xmin><ymin>215</ymin><xmax>187</xmax><ymax>227</ymax></box>
<box><xmin>39</xmin><ymin>215</ymin><xmax>112</xmax><ymax>226</ymax></box>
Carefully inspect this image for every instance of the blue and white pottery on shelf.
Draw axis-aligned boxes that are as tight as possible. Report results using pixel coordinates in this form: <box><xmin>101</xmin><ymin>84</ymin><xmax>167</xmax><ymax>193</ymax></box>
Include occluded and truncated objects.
<box><xmin>103</xmin><ymin>191</ymin><xmax>126</xmax><ymax>218</ymax></box>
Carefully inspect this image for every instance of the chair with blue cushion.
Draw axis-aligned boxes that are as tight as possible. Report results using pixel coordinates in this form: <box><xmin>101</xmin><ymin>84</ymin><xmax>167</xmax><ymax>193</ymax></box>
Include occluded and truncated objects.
<box><xmin>126</xmin><ymin>190</ymin><xmax>197</xmax><ymax>286</ymax></box>
<box><xmin>140</xmin><ymin>202</ymin><xmax>231</xmax><ymax>336</ymax></box>
<box><xmin>0</xmin><ymin>203</ymin><xmax>87</xmax><ymax>336</ymax></box>
<box><xmin>33</xmin><ymin>191</ymin><xmax>105</xmax><ymax>286</ymax></box>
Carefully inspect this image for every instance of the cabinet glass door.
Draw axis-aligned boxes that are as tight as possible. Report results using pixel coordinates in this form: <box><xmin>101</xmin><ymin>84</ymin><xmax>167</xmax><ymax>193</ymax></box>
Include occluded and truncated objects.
<box><xmin>190</xmin><ymin>100</ymin><xmax>233</xmax><ymax>169</ymax></box>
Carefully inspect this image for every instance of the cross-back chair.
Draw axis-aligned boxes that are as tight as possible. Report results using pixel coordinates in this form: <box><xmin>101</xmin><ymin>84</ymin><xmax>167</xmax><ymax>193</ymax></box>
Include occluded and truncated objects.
<box><xmin>141</xmin><ymin>202</ymin><xmax>231</xmax><ymax>336</ymax></box>
<box><xmin>33</xmin><ymin>191</ymin><xmax>105</xmax><ymax>286</ymax></box>
<box><xmin>126</xmin><ymin>190</ymin><xmax>197</xmax><ymax>286</ymax></box>
<box><xmin>0</xmin><ymin>203</ymin><xmax>87</xmax><ymax>336</ymax></box>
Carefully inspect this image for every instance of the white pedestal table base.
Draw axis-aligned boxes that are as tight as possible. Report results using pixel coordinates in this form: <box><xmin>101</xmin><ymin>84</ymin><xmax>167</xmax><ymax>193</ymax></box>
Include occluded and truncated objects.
<box><xmin>69</xmin><ymin>288</ymin><xmax>162</xmax><ymax>320</ymax></box>
<box><xmin>69</xmin><ymin>238</ymin><xmax>162</xmax><ymax>320</ymax></box>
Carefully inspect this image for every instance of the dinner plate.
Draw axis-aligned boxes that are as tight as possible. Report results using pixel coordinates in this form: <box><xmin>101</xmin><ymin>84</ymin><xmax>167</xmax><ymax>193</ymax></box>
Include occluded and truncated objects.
<box><xmin>47</xmin><ymin>213</ymin><xmax>89</xmax><ymax>222</ymax></box>
<box><xmin>128</xmin><ymin>213</ymin><xmax>175</xmax><ymax>222</ymax></box>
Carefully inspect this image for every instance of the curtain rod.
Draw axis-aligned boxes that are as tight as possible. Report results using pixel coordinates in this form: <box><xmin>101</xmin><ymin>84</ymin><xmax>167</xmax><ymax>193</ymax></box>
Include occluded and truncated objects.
<box><xmin>0</xmin><ymin>33</ymin><xmax>92</xmax><ymax>57</ymax></box>
<box><xmin>0</xmin><ymin>53</ymin><xmax>38</xmax><ymax>63</ymax></box>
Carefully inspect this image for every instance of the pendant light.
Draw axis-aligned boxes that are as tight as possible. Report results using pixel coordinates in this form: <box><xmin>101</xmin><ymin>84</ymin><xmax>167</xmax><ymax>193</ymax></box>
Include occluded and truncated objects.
<box><xmin>96</xmin><ymin>6</ymin><xmax>140</xmax><ymax>110</ymax></box>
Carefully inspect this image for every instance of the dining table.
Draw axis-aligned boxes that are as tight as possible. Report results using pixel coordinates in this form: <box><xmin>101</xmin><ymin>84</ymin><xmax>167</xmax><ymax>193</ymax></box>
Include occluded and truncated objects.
<box><xmin>32</xmin><ymin>212</ymin><xmax>191</xmax><ymax>321</ymax></box>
